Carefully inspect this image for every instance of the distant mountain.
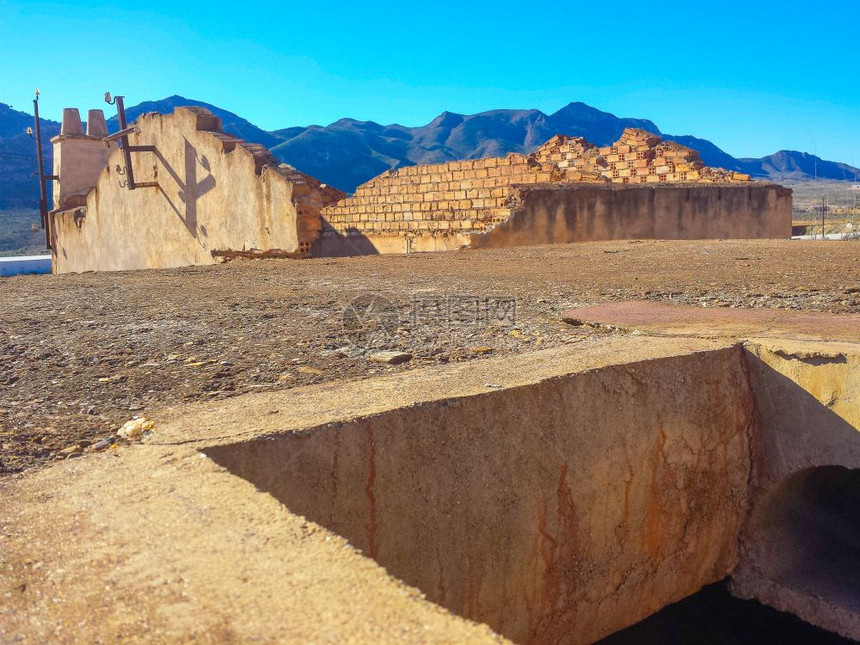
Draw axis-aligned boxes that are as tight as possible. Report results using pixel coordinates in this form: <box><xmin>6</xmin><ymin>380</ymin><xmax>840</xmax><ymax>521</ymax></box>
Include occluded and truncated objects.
<box><xmin>1</xmin><ymin>96</ymin><xmax>858</xmax><ymax>210</ymax></box>
<box><xmin>0</xmin><ymin>103</ymin><xmax>58</xmax><ymax>208</ymax></box>
<box><xmin>661</xmin><ymin>133</ymin><xmax>743</xmax><ymax>172</ymax></box>
<box><xmin>739</xmin><ymin>150</ymin><xmax>860</xmax><ymax>182</ymax></box>
<box><xmin>268</xmin><ymin>102</ymin><xmax>665</xmax><ymax>191</ymax></box>
<box><xmin>105</xmin><ymin>95</ymin><xmax>281</xmax><ymax>150</ymax></box>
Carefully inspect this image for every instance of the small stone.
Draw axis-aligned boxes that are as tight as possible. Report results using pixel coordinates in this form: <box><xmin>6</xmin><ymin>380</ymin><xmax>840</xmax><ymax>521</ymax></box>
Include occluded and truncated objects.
<box><xmin>369</xmin><ymin>351</ymin><xmax>412</xmax><ymax>365</ymax></box>
<box><xmin>118</xmin><ymin>417</ymin><xmax>154</xmax><ymax>441</ymax></box>
<box><xmin>91</xmin><ymin>439</ymin><xmax>112</xmax><ymax>451</ymax></box>
<box><xmin>55</xmin><ymin>444</ymin><xmax>84</xmax><ymax>460</ymax></box>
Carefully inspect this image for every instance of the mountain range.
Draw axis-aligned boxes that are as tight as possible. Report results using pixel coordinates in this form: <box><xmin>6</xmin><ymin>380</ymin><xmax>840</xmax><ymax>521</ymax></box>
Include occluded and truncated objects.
<box><xmin>1</xmin><ymin>96</ymin><xmax>858</xmax><ymax>208</ymax></box>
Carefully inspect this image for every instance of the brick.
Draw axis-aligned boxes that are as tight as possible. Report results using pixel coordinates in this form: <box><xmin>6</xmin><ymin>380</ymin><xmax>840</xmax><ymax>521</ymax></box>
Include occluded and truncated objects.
<box><xmin>314</xmin><ymin>126</ymin><xmax>740</xmax><ymax>236</ymax></box>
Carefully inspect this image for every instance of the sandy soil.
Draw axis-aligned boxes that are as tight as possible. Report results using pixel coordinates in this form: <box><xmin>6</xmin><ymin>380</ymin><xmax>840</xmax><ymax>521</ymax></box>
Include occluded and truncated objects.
<box><xmin>1</xmin><ymin>239</ymin><xmax>858</xmax><ymax>474</ymax></box>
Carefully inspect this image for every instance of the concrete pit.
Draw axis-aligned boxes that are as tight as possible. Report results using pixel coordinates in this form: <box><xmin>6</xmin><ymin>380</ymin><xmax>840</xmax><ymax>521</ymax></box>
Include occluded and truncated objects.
<box><xmin>731</xmin><ymin>466</ymin><xmax>860</xmax><ymax>639</ymax></box>
<box><xmin>206</xmin><ymin>346</ymin><xmax>756</xmax><ymax>644</ymax></box>
<box><xmin>2</xmin><ymin>326</ymin><xmax>858</xmax><ymax>644</ymax></box>
<box><xmin>205</xmin><ymin>339</ymin><xmax>860</xmax><ymax>644</ymax></box>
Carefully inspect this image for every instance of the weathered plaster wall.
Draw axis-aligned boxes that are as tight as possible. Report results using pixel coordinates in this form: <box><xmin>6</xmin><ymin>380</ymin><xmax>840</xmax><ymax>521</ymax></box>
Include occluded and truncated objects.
<box><xmin>206</xmin><ymin>346</ymin><xmax>755</xmax><ymax>644</ymax></box>
<box><xmin>50</xmin><ymin>107</ymin><xmax>343</xmax><ymax>273</ymax></box>
<box><xmin>469</xmin><ymin>184</ymin><xmax>792</xmax><ymax>248</ymax></box>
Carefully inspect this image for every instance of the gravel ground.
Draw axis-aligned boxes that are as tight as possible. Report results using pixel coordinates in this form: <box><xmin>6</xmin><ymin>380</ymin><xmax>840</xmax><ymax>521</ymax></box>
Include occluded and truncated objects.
<box><xmin>1</xmin><ymin>239</ymin><xmax>858</xmax><ymax>475</ymax></box>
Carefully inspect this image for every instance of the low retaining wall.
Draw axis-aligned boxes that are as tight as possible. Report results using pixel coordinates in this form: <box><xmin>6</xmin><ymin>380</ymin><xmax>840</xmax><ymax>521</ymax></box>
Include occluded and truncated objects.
<box><xmin>318</xmin><ymin>183</ymin><xmax>792</xmax><ymax>255</ymax></box>
<box><xmin>470</xmin><ymin>184</ymin><xmax>792</xmax><ymax>248</ymax></box>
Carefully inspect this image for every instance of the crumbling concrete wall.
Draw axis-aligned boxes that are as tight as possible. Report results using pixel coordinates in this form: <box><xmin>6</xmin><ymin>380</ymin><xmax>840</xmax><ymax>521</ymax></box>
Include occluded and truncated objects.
<box><xmin>731</xmin><ymin>340</ymin><xmax>860</xmax><ymax>639</ymax></box>
<box><xmin>469</xmin><ymin>184</ymin><xmax>792</xmax><ymax>248</ymax></box>
<box><xmin>318</xmin><ymin>128</ymin><xmax>780</xmax><ymax>256</ymax></box>
<box><xmin>48</xmin><ymin>113</ymin><xmax>789</xmax><ymax>270</ymax></box>
<box><xmin>49</xmin><ymin>107</ymin><xmax>344</xmax><ymax>273</ymax></box>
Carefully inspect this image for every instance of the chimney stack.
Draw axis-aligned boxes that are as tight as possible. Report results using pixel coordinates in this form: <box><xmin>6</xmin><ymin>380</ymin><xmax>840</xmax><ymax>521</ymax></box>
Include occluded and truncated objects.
<box><xmin>52</xmin><ymin>107</ymin><xmax>113</xmax><ymax>210</ymax></box>
<box><xmin>60</xmin><ymin>108</ymin><xmax>83</xmax><ymax>136</ymax></box>
<box><xmin>86</xmin><ymin>109</ymin><xmax>108</xmax><ymax>138</ymax></box>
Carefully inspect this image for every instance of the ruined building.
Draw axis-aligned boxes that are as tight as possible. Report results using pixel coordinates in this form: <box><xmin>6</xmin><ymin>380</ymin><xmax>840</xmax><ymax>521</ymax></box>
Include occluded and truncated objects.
<box><xmin>48</xmin><ymin>105</ymin><xmax>791</xmax><ymax>273</ymax></box>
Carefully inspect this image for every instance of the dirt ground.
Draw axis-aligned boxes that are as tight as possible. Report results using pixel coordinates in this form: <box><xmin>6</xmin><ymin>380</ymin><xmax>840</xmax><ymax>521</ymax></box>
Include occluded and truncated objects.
<box><xmin>1</xmin><ymin>239</ymin><xmax>859</xmax><ymax>475</ymax></box>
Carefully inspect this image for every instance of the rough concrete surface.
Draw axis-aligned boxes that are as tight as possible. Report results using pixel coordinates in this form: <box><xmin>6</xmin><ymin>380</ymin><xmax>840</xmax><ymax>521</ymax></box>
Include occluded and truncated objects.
<box><xmin>204</xmin><ymin>343</ymin><xmax>754</xmax><ymax>644</ymax></box>
<box><xmin>1</xmin><ymin>332</ymin><xmax>858</xmax><ymax>643</ymax></box>
<box><xmin>561</xmin><ymin>300</ymin><xmax>860</xmax><ymax>344</ymax></box>
<box><xmin>1</xmin><ymin>240</ymin><xmax>860</xmax><ymax>643</ymax></box>
<box><xmin>550</xmin><ymin>301</ymin><xmax>860</xmax><ymax>640</ymax></box>
<box><xmin>0</xmin><ymin>337</ymin><xmax>731</xmax><ymax>644</ymax></box>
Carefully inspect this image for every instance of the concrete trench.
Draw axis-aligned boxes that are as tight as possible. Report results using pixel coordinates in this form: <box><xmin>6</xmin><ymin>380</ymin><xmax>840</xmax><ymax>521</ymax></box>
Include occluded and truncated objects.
<box><xmin>204</xmin><ymin>342</ymin><xmax>860</xmax><ymax>644</ymax></box>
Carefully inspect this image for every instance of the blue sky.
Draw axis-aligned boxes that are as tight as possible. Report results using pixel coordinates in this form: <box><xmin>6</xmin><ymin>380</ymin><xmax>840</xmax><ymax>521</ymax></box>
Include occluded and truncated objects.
<box><xmin>2</xmin><ymin>0</ymin><xmax>859</xmax><ymax>164</ymax></box>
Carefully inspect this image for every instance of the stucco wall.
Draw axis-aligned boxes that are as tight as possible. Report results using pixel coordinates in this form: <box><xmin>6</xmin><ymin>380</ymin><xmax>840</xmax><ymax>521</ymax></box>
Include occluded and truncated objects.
<box><xmin>50</xmin><ymin>107</ymin><xmax>343</xmax><ymax>274</ymax></box>
<box><xmin>52</xmin><ymin>135</ymin><xmax>114</xmax><ymax>210</ymax></box>
<box><xmin>470</xmin><ymin>184</ymin><xmax>792</xmax><ymax>248</ymax></box>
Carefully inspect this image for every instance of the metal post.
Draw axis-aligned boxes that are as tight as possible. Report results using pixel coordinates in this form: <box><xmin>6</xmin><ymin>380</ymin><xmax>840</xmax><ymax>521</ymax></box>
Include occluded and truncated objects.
<box><xmin>821</xmin><ymin>196</ymin><xmax>826</xmax><ymax>241</ymax></box>
<box><xmin>31</xmin><ymin>91</ymin><xmax>56</xmax><ymax>250</ymax></box>
<box><xmin>114</xmin><ymin>95</ymin><xmax>136</xmax><ymax>190</ymax></box>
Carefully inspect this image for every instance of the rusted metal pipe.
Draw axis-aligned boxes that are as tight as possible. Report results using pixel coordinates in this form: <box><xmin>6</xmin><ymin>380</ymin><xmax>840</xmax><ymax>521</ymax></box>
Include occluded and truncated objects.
<box><xmin>104</xmin><ymin>92</ymin><xmax>160</xmax><ymax>192</ymax></box>
<box><xmin>102</xmin><ymin>125</ymin><xmax>137</xmax><ymax>144</ymax></box>
<box><xmin>114</xmin><ymin>95</ymin><xmax>136</xmax><ymax>190</ymax></box>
